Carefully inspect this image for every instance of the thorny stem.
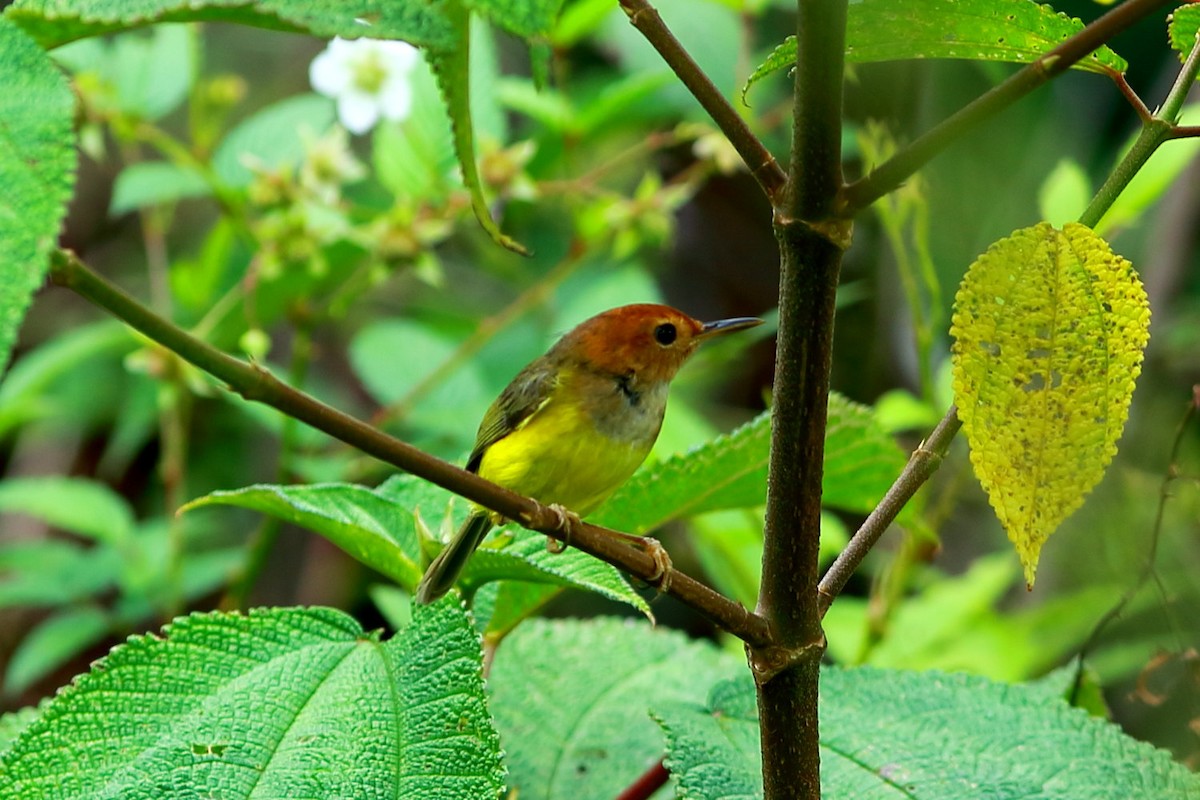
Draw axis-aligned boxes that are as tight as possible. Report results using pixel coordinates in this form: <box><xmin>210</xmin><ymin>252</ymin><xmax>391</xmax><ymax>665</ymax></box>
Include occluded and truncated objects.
<box><xmin>48</xmin><ymin>249</ymin><xmax>773</xmax><ymax>649</ymax></box>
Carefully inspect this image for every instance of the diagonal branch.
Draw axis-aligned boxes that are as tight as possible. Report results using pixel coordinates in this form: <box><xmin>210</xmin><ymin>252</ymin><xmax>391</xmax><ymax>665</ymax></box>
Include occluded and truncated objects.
<box><xmin>48</xmin><ymin>249</ymin><xmax>774</xmax><ymax>649</ymax></box>
<box><xmin>839</xmin><ymin>0</ymin><xmax>1178</xmax><ymax>214</ymax></box>
<box><xmin>817</xmin><ymin>406</ymin><xmax>962</xmax><ymax>616</ymax></box>
<box><xmin>617</xmin><ymin>0</ymin><xmax>787</xmax><ymax>201</ymax></box>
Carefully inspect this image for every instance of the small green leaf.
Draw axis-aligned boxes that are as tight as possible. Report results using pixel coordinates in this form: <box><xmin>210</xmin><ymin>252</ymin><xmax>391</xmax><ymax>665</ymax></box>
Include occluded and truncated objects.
<box><xmin>211</xmin><ymin>93</ymin><xmax>335</xmax><ymax>187</ymax></box>
<box><xmin>53</xmin><ymin>24</ymin><xmax>196</xmax><ymax>120</ymax></box>
<box><xmin>743</xmin><ymin>0</ymin><xmax>1127</xmax><ymax>101</ymax></box>
<box><xmin>596</xmin><ymin>393</ymin><xmax>909</xmax><ymax>534</ymax></box>
<box><xmin>0</xmin><ymin>477</ymin><xmax>135</xmax><ymax>546</ymax></box>
<box><xmin>950</xmin><ymin>222</ymin><xmax>1150</xmax><ymax>585</ymax></box>
<box><xmin>0</xmin><ymin>16</ymin><xmax>76</xmax><ymax>377</ymax></box>
<box><xmin>1168</xmin><ymin>4</ymin><xmax>1200</xmax><ymax>64</ymax></box>
<box><xmin>489</xmin><ymin>618</ymin><xmax>739</xmax><ymax>799</ymax></box>
<box><xmin>4</xmin><ymin>605</ymin><xmax>110</xmax><ymax>696</ymax></box>
<box><xmin>1038</xmin><ymin>158</ymin><xmax>1091</xmax><ymax>228</ymax></box>
<box><xmin>0</xmin><ymin>540</ymin><xmax>121</xmax><ymax>609</ymax></box>
<box><xmin>0</xmin><ymin>604</ymin><xmax>504</xmax><ymax>799</ymax></box>
<box><xmin>655</xmin><ymin>668</ymin><xmax>1200</xmax><ymax>799</ymax></box>
<box><xmin>110</xmin><ymin>161</ymin><xmax>211</xmax><ymax>215</ymax></box>
<box><xmin>181</xmin><ymin>482</ymin><xmax>426</xmax><ymax>588</ymax></box>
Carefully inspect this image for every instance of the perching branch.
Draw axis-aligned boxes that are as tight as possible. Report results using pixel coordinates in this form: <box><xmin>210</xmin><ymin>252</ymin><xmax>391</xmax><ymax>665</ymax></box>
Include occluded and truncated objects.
<box><xmin>48</xmin><ymin>249</ymin><xmax>773</xmax><ymax>650</ymax></box>
<box><xmin>839</xmin><ymin>0</ymin><xmax>1178</xmax><ymax>214</ymax></box>
<box><xmin>817</xmin><ymin>406</ymin><xmax>962</xmax><ymax>616</ymax></box>
<box><xmin>617</xmin><ymin>0</ymin><xmax>787</xmax><ymax>202</ymax></box>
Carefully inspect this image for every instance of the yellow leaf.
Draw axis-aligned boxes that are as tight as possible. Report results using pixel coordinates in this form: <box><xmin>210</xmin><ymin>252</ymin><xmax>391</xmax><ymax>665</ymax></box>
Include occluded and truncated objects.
<box><xmin>950</xmin><ymin>222</ymin><xmax>1150</xmax><ymax>586</ymax></box>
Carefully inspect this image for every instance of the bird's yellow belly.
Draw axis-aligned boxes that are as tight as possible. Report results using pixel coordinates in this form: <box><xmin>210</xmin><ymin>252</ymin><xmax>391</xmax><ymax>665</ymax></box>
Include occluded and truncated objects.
<box><xmin>476</xmin><ymin>398</ymin><xmax>652</xmax><ymax>517</ymax></box>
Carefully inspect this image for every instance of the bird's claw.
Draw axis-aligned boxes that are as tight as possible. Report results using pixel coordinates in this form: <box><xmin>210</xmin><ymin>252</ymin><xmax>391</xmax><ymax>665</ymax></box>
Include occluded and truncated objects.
<box><xmin>639</xmin><ymin>536</ymin><xmax>673</xmax><ymax>595</ymax></box>
<box><xmin>544</xmin><ymin>503</ymin><xmax>580</xmax><ymax>554</ymax></box>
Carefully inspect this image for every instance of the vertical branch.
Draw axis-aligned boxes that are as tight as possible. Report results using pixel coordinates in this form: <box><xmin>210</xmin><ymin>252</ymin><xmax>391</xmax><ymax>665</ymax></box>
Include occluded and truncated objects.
<box><xmin>754</xmin><ymin>0</ymin><xmax>849</xmax><ymax>798</ymax></box>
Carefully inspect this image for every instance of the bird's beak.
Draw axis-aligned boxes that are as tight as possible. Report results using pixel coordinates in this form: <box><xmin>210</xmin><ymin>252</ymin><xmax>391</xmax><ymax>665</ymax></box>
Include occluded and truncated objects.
<box><xmin>698</xmin><ymin>316</ymin><xmax>763</xmax><ymax>339</ymax></box>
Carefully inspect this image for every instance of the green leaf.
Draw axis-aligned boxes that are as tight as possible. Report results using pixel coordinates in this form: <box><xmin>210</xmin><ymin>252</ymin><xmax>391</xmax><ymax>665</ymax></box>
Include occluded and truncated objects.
<box><xmin>0</xmin><ymin>476</ymin><xmax>135</xmax><ymax>545</ymax></box>
<box><xmin>181</xmin><ymin>482</ymin><xmax>427</xmax><ymax>588</ymax></box>
<box><xmin>0</xmin><ymin>706</ymin><xmax>40</xmax><ymax>757</ymax></box>
<box><xmin>4</xmin><ymin>605</ymin><xmax>110</xmax><ymax>696</ymax></box>
<box><xmin>0</xmin><ymin>320</ymin><xmax>134</xmax><ymax>438</ymax></box>
<box><xmin>53</xmin><ymin>23</ymin><xmax>196</xmax><ymax>120</ymax></box>
<box><xmin>0</xmin><ymin>604</ymin><xmax>504</xmax><ymax>799</ymax></box>
<box><xmin>0</xmin><ymin>540</ymin><xmax>121</xmax><ymax>609</ymax></box>
<box><xmin>0</xmin><ymin>17</ymin><xmax>76</xmax><ymax>377</ymax></box>
<box><xmin>426</xmin><ymin>1</ymin><xmax>528</xmax><ymax>254</ymax></box>
<box><xmin>950</xmin><ymin>223</ymin><xmax>1150</xmax><ymax>585</ymax></box>
<box><xmin>211</xmin><ymin>93</ymin><xmax>335</xmax><ymax>187</ymax></box>
<box><xmin>110</xmin><ymin>161</ymin><xmax>211</xmax><ymax>215</ymax></box>
<box><xmin>372</xmin><ymin>65</ymin><xmax>457</xmax><ymax>203</ymax></box>
<box><xmin>596</xmin><ymin>394</ymin><xmax>908</xmax><ymax>535</ymax></box>
<box><xmin>6</xmin><ymin>0</ymin><xmax>457</xmax><ymax>50</ymax></box>
<box><xmin>183</xmin><ymin>476</ymin><xmax>651</xmax><ymax>616</ymax></box>
<box><xmin>1038</xmin><ymin>158</ymin><xmax>1091</xmax><ymax>229</ymax></box>
<box><xmin>743</xmin><ymin>0</ymin><xmax>1127</xmax><ymax>101</ymax></box>
<box><xmin>489</xmin><ymin>618</ymin><xmax>739</xmax><ymax>799</ymax></box>
<box><xmin>465</xmin><ymin>0</ymin><xmax>565</xmax><ymax>39</ymax></box>
<box><xmin>348</xmin><ymin>318</ymin><xmax>488</xmax><ymax>440</ymax></box>
<box><xmin>654</xmin><ymin>668</ymin><xmax>1200</xmax><ymax>799</ymax></box>
<box><xmin>1168</xmin><ymin>4</ymin><xmax>1200</xmax><ymax>63</ymax></box>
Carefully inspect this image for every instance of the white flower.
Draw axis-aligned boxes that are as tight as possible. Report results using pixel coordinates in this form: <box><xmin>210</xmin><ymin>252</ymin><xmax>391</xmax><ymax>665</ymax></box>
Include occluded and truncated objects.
<box><xmin>309</xmin><ymin>37</ymin><xmax>420</xmax><ymax>134</ymax></box>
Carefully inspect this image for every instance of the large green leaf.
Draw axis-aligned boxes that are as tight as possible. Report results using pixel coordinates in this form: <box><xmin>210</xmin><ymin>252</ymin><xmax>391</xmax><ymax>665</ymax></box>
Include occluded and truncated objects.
<box><xmin>5</xmin><ymin>0</ymin><xmax>456</xmax><ymax>50</ymax></box>
<box><xmin>182</xmin><ymin>475</ymin><xmax>650</xmax><ymax>615</ymax></box>
<box><xmin>744</xmin><ymin>0</ymin><xmax>1127</xmax><ymax>101</ymax></box>
<box><xmin>655</xmin><ymin>668</ymin><xmax>1200</xmax><ymax>799</ymax></box>
<box><xmin>0</xmin><ymin>604</ymin><xmax>504</xmax><ymax>799</ymax></box>
<box><xmin>950</xmin><ymin>223</ymin><xmax>1150</xmax><ymax>585</ymax></box>
<box><xmin>596</xmin><ymin>393</ymin><xmax>909</xmax><ymax>535</ymax></box>
<box><xmin>488</xmin><ymin>617</ymin><xmax>740</xmax><ymax>800</ymax></box>
<box><xmin>1168</xmin><ymin>4</ymin><xmax>1200</xmax><ymax>64</ymax></box>
<box><xmin>0</xmin><ymin>17</ymin><xmax>76</xmax><ymax>377</ymax></box>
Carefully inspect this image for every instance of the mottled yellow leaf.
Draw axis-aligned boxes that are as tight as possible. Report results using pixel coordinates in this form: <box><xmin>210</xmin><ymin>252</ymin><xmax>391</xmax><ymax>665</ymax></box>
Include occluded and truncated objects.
<box><xmin>950</xmin><ymin>222</ymin><xmax>1150</xmax><ymax>586</ymax></box>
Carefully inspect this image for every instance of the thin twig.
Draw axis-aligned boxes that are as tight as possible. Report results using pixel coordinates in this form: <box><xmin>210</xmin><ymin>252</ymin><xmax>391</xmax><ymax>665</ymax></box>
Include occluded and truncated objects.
<box><xmin>817</xmin><ymin>406</ymin><xmax>962</xmax><ymax>616</ymax></box>
<box><xmin>1113</xmin><ymin>71</ymin><xmax>1154</xmax><ymax>123</ymax></box>
<box><xmin>617</xmin><ymin>0</ymin><xmax>787</xmax><ymax>202</ymax></box>
<box><xmin>48</xmin><ymin>249</ymin><xmax>774</xmax><ymax>648</ymax></box>
<box><xmin>839</xmin><ymin>0</ymin><xmax>1177</xmax><ymax>213</ymax></box>
<box><xmin>1069</xmin><ymin>386</ymin><xmax>1199</xmax><ymax>704</ymax></box>
<box><xmin>614</xmin><ymin>759</ymin><xmax>670</xmax><ymax>800</ymax></box>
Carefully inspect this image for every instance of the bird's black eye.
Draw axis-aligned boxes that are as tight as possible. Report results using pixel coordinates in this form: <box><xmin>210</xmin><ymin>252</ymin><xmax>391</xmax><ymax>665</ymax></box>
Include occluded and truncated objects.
<box><xmin>654</xmin><ymin>323</ymin><xmax>677</xmax><ymax>345</ymax></box>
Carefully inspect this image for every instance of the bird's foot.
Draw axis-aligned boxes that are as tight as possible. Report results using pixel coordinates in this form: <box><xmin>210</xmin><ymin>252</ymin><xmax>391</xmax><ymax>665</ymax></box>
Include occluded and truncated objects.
<box><xmin>636</xmin><ymin>536</ymin><xmax>673</xmax><ymax>595</ymax></box>
<box><xmin>544</xmin><ymin>503</ymin><xmax>581</xmax><ymax>554</ymax></box>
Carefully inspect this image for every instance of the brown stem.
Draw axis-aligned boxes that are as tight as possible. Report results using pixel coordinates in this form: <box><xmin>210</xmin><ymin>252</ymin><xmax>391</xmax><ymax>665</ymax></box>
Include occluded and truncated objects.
<box><xmin>48</xmin><ymin>249</ymin><xmax>774</xmax><ymax>649</ymax></box>
<box><xmin>817</xmin><ymin>406</ymin><xmax>962</xmax><ymax>616</ymax></box>
<box><xmin>753</xmin><ymin>0</ymin><xmax>848</xmax><ymax>797</ymax></box>
<box><xmin>839</xmin><ymin>0</ymin><xmax>1177</xmax><ymax>213</ymax></box>
<box><xmin>617</xmin><ymin>0</ymin><xmax>787</xmax><ymax>202</ymax></box>
<box><xmin>615</xmin><ymin>759</ymin><xmax>670</xmax><ymax>800</ymax></box>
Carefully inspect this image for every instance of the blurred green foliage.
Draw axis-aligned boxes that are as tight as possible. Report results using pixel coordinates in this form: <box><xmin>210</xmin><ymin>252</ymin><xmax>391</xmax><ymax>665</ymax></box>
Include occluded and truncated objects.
<box><xmin>0</xmin><ymin>0</ymin><xmax>1198</xmax><ymax>789</ymax></box>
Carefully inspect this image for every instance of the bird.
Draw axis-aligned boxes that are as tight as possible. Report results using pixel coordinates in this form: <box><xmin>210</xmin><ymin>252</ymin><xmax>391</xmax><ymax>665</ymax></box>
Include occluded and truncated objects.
<box><xmin>414</xmin><ymin>303</ymin><xmax>762</xmax><ymax>604</ymax></box>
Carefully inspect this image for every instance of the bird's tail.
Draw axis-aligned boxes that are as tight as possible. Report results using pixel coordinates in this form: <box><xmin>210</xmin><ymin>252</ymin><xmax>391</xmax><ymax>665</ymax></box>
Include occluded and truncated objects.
<box><xmin>415</xmin><ymin>513</ymin><xmax>493</xmax><ymax>604</ymax></box>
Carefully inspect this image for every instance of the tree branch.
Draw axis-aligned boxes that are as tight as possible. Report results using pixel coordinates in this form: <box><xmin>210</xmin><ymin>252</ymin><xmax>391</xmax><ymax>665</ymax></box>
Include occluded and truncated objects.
<box><xmin>839</xmin><ymin>0</ymin><xmax>1177</xmax><ymax>214</ymax></box>
<box><xmin>753</xmin><ymin>0</ymin><xmax>848</xmax><ymax>797</ymax></box>
<box><xmin>617</xmin><ymin>0</ymin><xmax>787</xmax><ymax>202</ymax></box>
<box><xmin>47</xmin><ymin>249</ymin><xmax>774</xmax><ymax>649</ymax></box>
<box><xmin>817</xmin><ymin>406</ymin><xmax>961</xmax><ymax>616</ymax></box>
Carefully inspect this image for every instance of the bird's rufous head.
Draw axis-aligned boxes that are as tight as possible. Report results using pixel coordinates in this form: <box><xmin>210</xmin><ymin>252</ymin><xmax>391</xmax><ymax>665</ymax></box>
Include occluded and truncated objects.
<box><xmin>559</xmin><ymin>303</ymin><xmax>762</xmax><ymax>384</ymax></box>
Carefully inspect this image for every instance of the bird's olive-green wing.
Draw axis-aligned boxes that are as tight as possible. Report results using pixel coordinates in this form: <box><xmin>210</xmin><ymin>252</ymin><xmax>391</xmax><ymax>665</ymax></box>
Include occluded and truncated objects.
<box><xmin>465</xmin><ymin>362</ymin><xmax>558</xmax><ymax>473</ymax></box>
